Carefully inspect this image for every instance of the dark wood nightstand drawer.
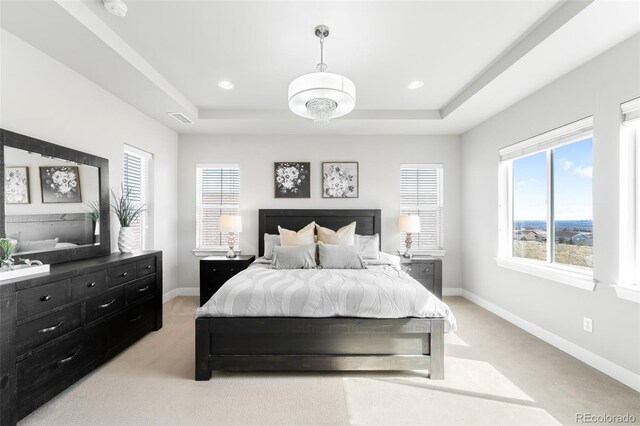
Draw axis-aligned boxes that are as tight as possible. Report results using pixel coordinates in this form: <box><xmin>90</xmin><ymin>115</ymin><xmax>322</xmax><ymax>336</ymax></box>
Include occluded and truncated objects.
<box><xmin>70</xmin><ymin>270</ymin><xmax>107</xmax><ymax>301</ymax></box>
<box><xmin>17</xmin><ymin>280</ymin><xmax>69</xmax><ymax>320</ymax></box>
<box><xmin>16</xmin><ymin>304</ymin><xmax>82</xmax><ymax>355</ymax></box>
<box><xmin>108</xmin><ymin>263</ymin><xmax>137</xmax><ymax>287</ymax></box>
<box><xmin>199</xmin><ymin>255</ymin><xmax>255</xmax><ymax>307</ymax></box>
<box><xmin>86</xmin><ymin>288</ymin><xmax>126</xmax><ymax>324</ymax></box>
<box><xmin>136</xmin><ymin>258</ymin><xmax>156</xmax><ymax>278</ymax></box>
<box><xmin>107</xmin><ymin>299</ymin><xmax>156</xmax><ymax>350</ymax></box>
<box><xmin>403</xmin><ymin>263</ymin><xmax>435</xmax><ymax>277</ymax></box>
<box><xmin>126</xmin><ymin>277</ymin><xmax>156</xmax><ymax>305</ymax></box>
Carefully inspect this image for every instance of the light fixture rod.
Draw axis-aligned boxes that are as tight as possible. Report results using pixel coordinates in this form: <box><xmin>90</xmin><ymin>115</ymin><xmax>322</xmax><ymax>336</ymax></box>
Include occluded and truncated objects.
<box><xmin>315</xmin><ymin>25</ymin><xmax>329</xmax><ymax>72</ymax></box>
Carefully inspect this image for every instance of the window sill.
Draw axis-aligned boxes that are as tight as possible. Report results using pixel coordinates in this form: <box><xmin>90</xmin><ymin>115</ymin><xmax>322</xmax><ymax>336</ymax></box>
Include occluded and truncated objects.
<box><xmin>610</xmin><ymin>284</ymin><xmax>640</xmax><ymax>303</ymax></box>
<box><xmin>193</xmin><ymin>249</ymin><xmax>239</xmax><ymax>257</ymax></box>
<box><xmin>496</xmin><ymin>257</ymin><xmax>595</xmax><ymax>291</ymax></box>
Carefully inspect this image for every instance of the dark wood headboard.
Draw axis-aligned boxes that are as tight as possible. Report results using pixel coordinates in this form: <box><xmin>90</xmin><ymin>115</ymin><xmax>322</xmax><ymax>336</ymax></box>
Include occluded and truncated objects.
<box><xmin>258</xmin><ymin>209</ymin><xmax>382</xmax><ymax>257</ymax></box>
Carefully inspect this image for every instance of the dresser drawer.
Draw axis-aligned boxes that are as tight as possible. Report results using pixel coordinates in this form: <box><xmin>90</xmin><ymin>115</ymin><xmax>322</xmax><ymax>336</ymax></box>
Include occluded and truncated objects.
<box><xmin>70</xmin><ymin>270</ymin><xmax>107</xmax><ymax>301</ymax></box>
<box><xmin>136</xmin><ymin>258</ymin><xmax>156</xmax><ymax>278</ymax></box>
<box><xmin>85</xmin><ymin>288</ymin><xmax>126</xmax><ymax>324</ymax></box>
<box><xmin>108</xmin><ymin>263</ymin><xmax>137</xmax><ymax>287</ymax></box>
<box><xmin>126</xmin><ymin>277</ymin><xmax>156</xmax><ymax>305</ymax></box>
<box><xmin>17</xmin><ymin>280</ymin><xmax>69</xmax><ymax>320</ymax></box>
<box><xmin>16</xmin><ymin>304</ymin><xmax>82</xmax><ymax>355</ymax></box>
<box><xmin>107</xmin><ymin>299</ymin><xmax>156</xmax><ymax>350</ymax></box>
<box><xmin>403</xmin><ymin>263</ymin><xmax>435</xmax><ymax>278</ymax></box>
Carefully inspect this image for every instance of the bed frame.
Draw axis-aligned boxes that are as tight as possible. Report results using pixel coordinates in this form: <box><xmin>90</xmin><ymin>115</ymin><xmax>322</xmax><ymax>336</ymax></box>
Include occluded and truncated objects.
<box><xmin>195</xmin><ymin>209</ymin><xmax>445</xmax><ymax>380</ymax></box>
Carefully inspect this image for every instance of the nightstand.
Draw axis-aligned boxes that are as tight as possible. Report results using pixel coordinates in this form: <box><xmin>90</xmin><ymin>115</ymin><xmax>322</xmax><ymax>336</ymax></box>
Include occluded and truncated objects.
<box><xmin>400</xmin><ymin>257</ymin><xmax>443</xmax><ymax>299</ymax></box>
<box><xmin>199</xmin><ymin>255</ymin><xmax>255</xmax><ymax>306</ymax></box>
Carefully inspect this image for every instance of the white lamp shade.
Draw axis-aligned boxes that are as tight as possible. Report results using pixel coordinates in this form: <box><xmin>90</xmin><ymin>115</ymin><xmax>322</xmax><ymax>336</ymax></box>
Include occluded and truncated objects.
<box><xmin>398</xmin><ymin>215</ymin><xmax>420</xmax><ymax>233</ymax></box>
<box><xmin>288</xmin><ymin>72</ymin><xmax>356</xmax><ymax>119</ymax></box>
<box><xmin>220</xmin><ymin>215</ymin><xmax>242</xmax><ymax>233</ymax></box>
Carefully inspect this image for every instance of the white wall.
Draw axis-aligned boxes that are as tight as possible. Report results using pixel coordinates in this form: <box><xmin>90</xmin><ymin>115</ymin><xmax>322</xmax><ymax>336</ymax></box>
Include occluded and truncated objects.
<box><xmin>0</xmin><ymin>30</ymin><xmax>180</xmax><ymax>294</ymax></box>
<box><xmin>178</xmin><ymin>134</ymin><xmax>461</xmax><ymax>291</ymax></box>
<box><xmin>461</xmin><ymin>34</ymin><xmax>640</xmax><ymax>375</ymax></box>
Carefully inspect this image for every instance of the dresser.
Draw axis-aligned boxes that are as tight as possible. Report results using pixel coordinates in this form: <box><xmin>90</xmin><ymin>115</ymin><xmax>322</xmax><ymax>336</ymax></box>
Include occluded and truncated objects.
<box><xmin>401</xmin><ymin>257</ymin><xmax>443</xmax><ymax>299</ymax></box>
<box><xmin>0</xmin><ymin>251</ymin><xmax>162</xmax><ymax>425</ymax></box>
<box><xmin>199</xmin><ymin>255</ymin><xmax>255</xmax><ymax>306</ymax></box>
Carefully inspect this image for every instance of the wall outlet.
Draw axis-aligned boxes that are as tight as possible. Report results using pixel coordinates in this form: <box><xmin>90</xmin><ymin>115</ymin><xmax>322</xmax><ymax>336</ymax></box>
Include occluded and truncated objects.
<box><xmin>583</xmin><ymin>317</ymin><xmax>593</xmax><ymax>333</ymax></box>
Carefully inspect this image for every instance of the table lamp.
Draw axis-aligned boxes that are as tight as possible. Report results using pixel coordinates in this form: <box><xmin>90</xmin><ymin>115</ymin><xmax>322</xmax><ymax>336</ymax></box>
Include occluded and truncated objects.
<box><xmin>398</xmin><ymin>214</ymin><xmax>420</xmax><ymax>259</ymax></box>
<box><xmin>220</xmin><ymin>215</ymin><xmax>242</xmax><ymax>258</ymax></box>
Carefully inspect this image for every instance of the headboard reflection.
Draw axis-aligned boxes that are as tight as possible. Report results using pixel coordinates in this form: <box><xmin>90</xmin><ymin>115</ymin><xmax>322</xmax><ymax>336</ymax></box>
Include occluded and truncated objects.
<box><xmin>258</xmin><ymin>209</ymin><xmax>382</xmax><ymax>257</ymax></box>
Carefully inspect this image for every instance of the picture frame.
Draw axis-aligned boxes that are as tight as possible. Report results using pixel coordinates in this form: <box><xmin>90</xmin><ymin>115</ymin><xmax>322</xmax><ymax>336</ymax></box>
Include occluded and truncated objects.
<box><xmin>39</xmin><ymin>166</ymin><xmax>82</xmax><ymax>203</ymax></box>
<box><xmin>322</xmin><ymin>162</ymin><xmax>359</xmax><ymax>198</ymax></box>
<box><xmin>274</xmin><ymin>162</ymin><xmax>311</xmax><ymax>198</ymax></box>
<box><xmin>5</xmin><ymin>166</ymin><xmax>30</xmax><ymax>204</ymax></box>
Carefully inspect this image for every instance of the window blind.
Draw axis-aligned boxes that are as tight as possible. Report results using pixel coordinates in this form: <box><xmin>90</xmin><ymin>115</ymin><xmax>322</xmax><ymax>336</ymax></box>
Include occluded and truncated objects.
<box><xmin>123</xmin><ymin>146</ymin><xmax>153</xmax><ymax>251</ymax></box>
<box><xmin>196</xmin><ymin>164</ymin><xmax>240</xmax><ymax>249</ymax></box>
<box><xmin>400</xmin><ymin>164</ymin><xmax>443</xmax><ymax>251</ymax></box>
<box><xmin>499</xmin><ymin>116</ymin><xmax>593</xmax><ymax>161</ymax></box>
<box><xmin>622</xmin><ymin>97</ymin><xmax>640</xmax><ymax>124</ymax></box>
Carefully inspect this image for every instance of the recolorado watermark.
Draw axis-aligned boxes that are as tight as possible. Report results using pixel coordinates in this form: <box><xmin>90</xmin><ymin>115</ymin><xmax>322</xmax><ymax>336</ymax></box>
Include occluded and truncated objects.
<box><xmin>576</xmin><ymin>413</ymin><xmax>637</xmax><ymax>424</ymax></box>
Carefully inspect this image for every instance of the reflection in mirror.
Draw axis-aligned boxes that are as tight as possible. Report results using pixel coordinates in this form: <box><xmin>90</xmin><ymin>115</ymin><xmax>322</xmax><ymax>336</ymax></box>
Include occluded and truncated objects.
<box><xmin>4</xmin><ymin>146</ymin><xmax>101</xmax><ymax>256</ymax></box>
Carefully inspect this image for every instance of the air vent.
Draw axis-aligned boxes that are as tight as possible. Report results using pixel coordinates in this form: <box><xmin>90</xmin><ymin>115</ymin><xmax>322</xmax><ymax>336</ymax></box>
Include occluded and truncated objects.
<box><xmin>167</xmin><ymin>112</ymin><xmax>194</xmax><ymax>124</ymax></box>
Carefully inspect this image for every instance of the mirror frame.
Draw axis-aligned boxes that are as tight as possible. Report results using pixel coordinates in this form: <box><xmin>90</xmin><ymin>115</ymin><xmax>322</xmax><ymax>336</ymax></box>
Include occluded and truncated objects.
<box><xmin>0</xmin><ymin>129</ymin><xmax>111</xmax><ymax>264</ymax></box>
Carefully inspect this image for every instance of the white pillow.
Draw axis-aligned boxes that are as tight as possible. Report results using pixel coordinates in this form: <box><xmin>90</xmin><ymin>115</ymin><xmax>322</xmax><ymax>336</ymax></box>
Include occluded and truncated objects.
<box><xmin>354</xmin><ymin>234</ymin><xmax>380</xmax><ymax>260</ymax></box>
<box><xmin>278</xmin><ymin>222</ymin><xmax>316</xmax><ymax>246</ymax></box>
<box><xmin>263</xmin><ymin>233</ymin><xmax>281</xmax><ymax>259</ymax></box>
<box><xmin>316</xmin><ymin>222</ymin><xmax>356</xmax><ymax>245</ymax></box>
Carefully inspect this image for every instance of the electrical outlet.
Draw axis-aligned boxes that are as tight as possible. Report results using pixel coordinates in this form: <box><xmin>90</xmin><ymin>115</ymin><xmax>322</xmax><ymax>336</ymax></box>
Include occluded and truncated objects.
<box><xmin>583</xmin><ymin>317</ymin><xmax>593</xmax><ymax>333</ymax></box>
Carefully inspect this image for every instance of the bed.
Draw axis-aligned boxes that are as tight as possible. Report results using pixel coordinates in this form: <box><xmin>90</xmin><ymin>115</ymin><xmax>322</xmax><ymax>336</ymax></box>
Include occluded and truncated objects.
<box><xmin>195</xmin><ymin>209</ymin><xmax>452</xmax><ymax>380</ymax></box>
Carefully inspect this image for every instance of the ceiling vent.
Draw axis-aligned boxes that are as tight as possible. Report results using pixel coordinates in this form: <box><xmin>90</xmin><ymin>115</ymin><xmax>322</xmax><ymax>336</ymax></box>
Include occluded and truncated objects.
<box><xmin>103</xmin><ymin>0</ymin><xmax>127</xmax><ymax>17</ymax></box>
<box><xmin>167</xmin><ymin>112</ymin><xmax>194</xmax><ymax>124</ymax></box>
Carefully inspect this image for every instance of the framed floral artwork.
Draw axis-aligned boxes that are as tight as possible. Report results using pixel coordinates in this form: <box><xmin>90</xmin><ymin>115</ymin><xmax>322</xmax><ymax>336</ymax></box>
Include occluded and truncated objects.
<box><xmin>39</xmin><ymin>166</ymin><xmax>82</xmax><ymax>203</ymax></box>
<box><xmin>5</xmin><ymin>166</ymin><xmax>30</xmax><ymax>204</ymax></box>
<box><xmin>322</xmin><ymin>162</ymin><xmax>359</xmax><ymax>198</ymax></box>
<box><xmin>274</xmin><ymin>162</ymin><xmax>310</xmax><ymax>198</ymax></box>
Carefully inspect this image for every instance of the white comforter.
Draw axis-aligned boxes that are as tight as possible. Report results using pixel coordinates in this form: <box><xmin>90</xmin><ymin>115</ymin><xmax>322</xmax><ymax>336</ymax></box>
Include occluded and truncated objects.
<box><xmin>196</xmin><ymin>260</ymin><xmax>457</xmax><ymax>332</ymax></box>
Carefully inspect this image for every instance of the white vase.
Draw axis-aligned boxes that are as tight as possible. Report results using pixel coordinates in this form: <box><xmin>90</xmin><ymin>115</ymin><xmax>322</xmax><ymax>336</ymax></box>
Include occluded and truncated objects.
<box><xmin>118</xmin><ymin>226</ymin><xmax>137</xmax><ymax>254</ymax></box>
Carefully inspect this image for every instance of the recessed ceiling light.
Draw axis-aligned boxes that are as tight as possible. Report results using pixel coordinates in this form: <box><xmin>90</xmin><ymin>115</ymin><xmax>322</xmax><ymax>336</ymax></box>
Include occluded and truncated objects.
<box><xmin>408</xmin><ymin>81</ymin><xmax>424</xmax><ymax>90</ymax></box>
<box><xmin>218</xmin><ymin>81</ymin><xmax>234</xmax><ymax>90</ymax></box>
<box><xmin>103</xmin><ymin>0</ymin><xmax>127</xmax><ymax>17</ymax></box>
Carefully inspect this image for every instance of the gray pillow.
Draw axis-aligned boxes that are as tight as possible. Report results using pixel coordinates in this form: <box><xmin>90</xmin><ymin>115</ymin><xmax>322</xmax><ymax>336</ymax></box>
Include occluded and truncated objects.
<box><xmin>264</xmin><ymin>233</ymin><xmax>281</xmax><ymax>259</ymax></box>
<box><xmin>272</xmin><ymin>244</ymin><xmax>317</xmax><ymax>269</ymax></box>
<box><xmin>318</xmin><ymin>242</ymin><xmax>364</xmax><ymax>269</ymax></box>
<box><xmin>19</xmin><ymin>238</ymin><xmax>59</xmax><ymax>252</ymax></box>
<box><xmin>354</xmin><ymin>234</ymin><xmax>380</xmax><ymax>260</ymax></box>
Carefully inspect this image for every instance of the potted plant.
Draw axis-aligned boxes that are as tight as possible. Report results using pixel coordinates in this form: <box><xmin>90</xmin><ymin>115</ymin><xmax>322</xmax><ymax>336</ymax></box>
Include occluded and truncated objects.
<box><xmin>0</xmin><ymin>238</ymin><xmax>17</xmax><ymax>271</ymax></box>
<box><xmin>111</xmin><ymin>187</ymin><xmax>146</xmax><ymax>253</ymax></box>
<box><xmin>84</xmin><ymin>200</ymin><xmax>101</xmax><ymax>244</ymax></box>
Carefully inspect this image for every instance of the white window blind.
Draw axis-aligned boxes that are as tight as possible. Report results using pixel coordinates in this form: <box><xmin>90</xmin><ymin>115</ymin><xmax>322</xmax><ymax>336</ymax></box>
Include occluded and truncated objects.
<box><xmin>622</xmin><ymin>97</ymin><xmax>640</xmax><ymax>124</ymax></box>
<box><xmin>196</xmin><ymin>164</ymin><xmax>240</xmax><ymax>250</ymax></box>
<box><xmin>400</xmin><ymin>164</ymin><xmax>443</xmax><ymax>251</ymax></box>
<box><xmin>621</xmin><ymin>97</ymin><xmax>640</xmax><ymax>287</ymax></box>
<box><xmin>123</xmin><ymin>145</ymin><xmax>153</xmax><ymax>251</ymax></box>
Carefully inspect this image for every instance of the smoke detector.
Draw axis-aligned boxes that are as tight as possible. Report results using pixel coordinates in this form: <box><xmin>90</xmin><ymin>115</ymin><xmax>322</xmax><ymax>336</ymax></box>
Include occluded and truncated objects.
<box><xmin>103</xmin><ymin>0</ymin><xmax>127</xmax><ymax>17</ymax></box>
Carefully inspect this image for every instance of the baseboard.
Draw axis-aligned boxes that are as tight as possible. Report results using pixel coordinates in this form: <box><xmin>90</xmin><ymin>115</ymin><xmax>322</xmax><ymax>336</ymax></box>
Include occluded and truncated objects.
<box><xmin>163</xmin><ymin>287</ymin><xmax>200</xmax><ymax>304</ymax></box>
<box><xmin>442</xmin><ymin>288</ymin><xmax>462</xmax><ymax>296</ymax></box>
<box><xmin>461</xmin><ymin>289</ymin><xmax>640</xmax><ymax>392</ymax></box>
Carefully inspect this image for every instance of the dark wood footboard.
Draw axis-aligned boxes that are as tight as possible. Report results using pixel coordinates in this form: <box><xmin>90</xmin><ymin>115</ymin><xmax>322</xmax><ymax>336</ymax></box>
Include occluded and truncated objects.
<box><xmin>195</xmin><ymin>317</ymin><xmax>445</xmax><ymax>380</ymax></box>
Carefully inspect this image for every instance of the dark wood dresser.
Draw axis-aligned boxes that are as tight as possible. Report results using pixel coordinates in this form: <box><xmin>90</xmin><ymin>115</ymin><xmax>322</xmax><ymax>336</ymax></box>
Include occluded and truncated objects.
<box><xmin>401</xmin><ymin>257</ymin><xmax>443</xmax><ymax>299</ymax></box>
<box><xmin>0</xmin><ymin>251</ymin><xmax>162</xmax><ymax>425</ymax></box>
<box><xmin>199</xmin><ymin>255</ymin><xmax>255</xmax><ymax>306</ymax></box>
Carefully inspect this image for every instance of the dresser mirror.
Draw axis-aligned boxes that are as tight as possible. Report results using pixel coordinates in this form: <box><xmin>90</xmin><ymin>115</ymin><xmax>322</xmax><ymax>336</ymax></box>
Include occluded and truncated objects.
<box><xmin>1</xmin><ymin>129</ymin><xmax>110</xmax><ymax>264</ymax></box>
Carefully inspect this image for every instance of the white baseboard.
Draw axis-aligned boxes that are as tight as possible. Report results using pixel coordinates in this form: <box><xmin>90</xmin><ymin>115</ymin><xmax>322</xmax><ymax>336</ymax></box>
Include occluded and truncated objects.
<box><xmin>442</xmin><ymin>288</ymin><xmax>462</xmax><ymax>296</ymax></box>
<box><xmin>461</xmin><ymin>289</ymin><xmax>640</xmax><ymax>392</ymax></box>
<box><xmin>163</xmin><ymin>287</ymin><xmax>199</xmax><ymax>304</ymax></box>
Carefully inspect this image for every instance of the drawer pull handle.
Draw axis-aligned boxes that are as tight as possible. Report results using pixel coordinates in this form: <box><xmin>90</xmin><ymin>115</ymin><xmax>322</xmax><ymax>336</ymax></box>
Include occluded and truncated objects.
<box><xmin>87</xmin><ymin>282</ymin><xmax>96</xmax><ymax>288</ymax></box>
<box><xmin>129</xmin><ymin>314</ymin><xmax>143</xmax><ymax>323</ymax></box>
<box><xmin>121</xmin><ymin>272</ymin><xmax>128</xmax><ymax>277</ymax></box>
<box><xmin>57</xmin><ymin>349</ymin><xmax>80</xmax><ymax>365</ymax></box>
<box><xmin>212</xmin><ymin>268</ymin><xmax>217</xmax><ymax>272</ymax></box>
<box><xmin>145</xmin><ymin>265</ymin><xmax>152</xmax><ymax>270</ymax></box>
<box><xmin>407</xmin><ymin>267</ymin><xmax>412</xmax><ymax>272</ymax></box>
<box><xmin>38</xmin><ymin>321</ymin><xmax>64</xmax><ymax>334</ymax></box>
<box><xmin>424</xmin><ymin>268</ymin><xmax>430</xmax><ymax>273</ymax></box>
<box><xmin>98</xmin><ymin>299</ymin><xmax>116</xmax><ymax>309</ymax></box>
<box><xmin>41</xmin><ymin>295</ymin><xmax>51</xmax><ymax>302</ymax></box>
<box><xmin>137</xmin><ymin>285</ymin><xmax>150</xmax><ymax>293</ymax></box>
<box><xmin>230</xmin><ymin>268</ymin><xmax>234</xmax><ymax>272</ymax></box>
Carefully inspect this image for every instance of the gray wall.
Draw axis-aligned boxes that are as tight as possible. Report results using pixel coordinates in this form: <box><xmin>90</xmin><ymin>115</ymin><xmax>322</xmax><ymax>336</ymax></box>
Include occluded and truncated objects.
<box><xmin>177</xmin><ymin>135</ymin><xmax>462</xmax><ymax>291</ymax></box>
<box><xmin>461</xmin><ymin>34</ymin><xmax>640</xmax><ymax>375</ymax></box>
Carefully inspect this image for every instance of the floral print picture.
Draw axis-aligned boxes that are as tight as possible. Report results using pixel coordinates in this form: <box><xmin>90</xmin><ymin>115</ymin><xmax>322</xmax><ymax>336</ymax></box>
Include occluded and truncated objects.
<box><xmin>323</xmin><ymin>162</ymin><xmax>359</xmax><ymax>198</ymax></box>
<box><xmin>5</xmin><ymin>167</ymin><xmax>30</xmax><ymax>204</ymax></box>
<box><xmin>39</xmin><ymin>166</ymin><xmax>82</xmax><ymax>203</ymax></box>
<box><xmin>274</xmin><ymin>162</ymin><xmax>310</xmax><ymax>198</ymax></box>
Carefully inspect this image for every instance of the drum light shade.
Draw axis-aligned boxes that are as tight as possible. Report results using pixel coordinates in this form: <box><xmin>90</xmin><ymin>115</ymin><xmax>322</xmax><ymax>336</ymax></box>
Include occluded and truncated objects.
<box><xmin>288</xmin><ymin>72</ymin><xmax>356</xmax><ymax>121</ymax></box>
<box><xmin>220</xmin><ymin>215</ymin><xmax>242</xmax><ymax>233</ymax></box>
<box><xmin>398</xmin><ymin>215</ymin><xmax>421</xmax><ymax>233</ymax></box>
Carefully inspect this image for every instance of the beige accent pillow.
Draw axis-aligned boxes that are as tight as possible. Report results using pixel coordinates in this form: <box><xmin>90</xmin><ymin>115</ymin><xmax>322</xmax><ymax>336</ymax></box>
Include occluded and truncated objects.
<box><xmin>316</xmin><ymin>222</ymin><xmax>356</xmax><ymax>245</ymax></box>
<box><xmin>278</xmin><ymin>222</ymin><xmax>316</xmax><ymax>246</ymax></box>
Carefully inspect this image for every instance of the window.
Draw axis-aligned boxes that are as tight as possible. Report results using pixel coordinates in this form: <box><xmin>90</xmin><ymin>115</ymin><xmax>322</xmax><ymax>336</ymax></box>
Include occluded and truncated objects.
<box><xmin>498</xmin><ymin>117</ymin><xmax>594</xmax><ymax>288</ymax></box>
<box><xmin>400</xmin><ymin>164</ymin><xmax>444</xmax><ymax>254</ymax></box>
<box><xmin>123</xmin><ymin>145</ymin><xmax>153</xmax><ymax>251</ymax></box>
<box><xmin>617</xmin><ymin>97</ymin><xmax>640</xmax><ymax>300</ymax></box>
<box><xmin>196</xmin><ymin>164</ymin><xmax>240</xmax><ymax>250</ymax></box>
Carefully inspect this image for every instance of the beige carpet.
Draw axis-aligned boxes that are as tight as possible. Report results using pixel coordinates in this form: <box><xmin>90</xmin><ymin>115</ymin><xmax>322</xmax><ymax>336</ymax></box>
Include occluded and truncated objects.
<box><xmin>19</xmin><ymin>297</ymin><xmax>639</xmax><ymax>426</ymax></box>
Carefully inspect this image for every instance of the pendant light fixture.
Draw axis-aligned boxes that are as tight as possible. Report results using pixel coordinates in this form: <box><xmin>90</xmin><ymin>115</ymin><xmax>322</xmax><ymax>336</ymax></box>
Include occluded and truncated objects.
<box><xmin>288</xmin><ymin>25</ymin><xmax>356</xmax><ymax>125</ymax></box>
